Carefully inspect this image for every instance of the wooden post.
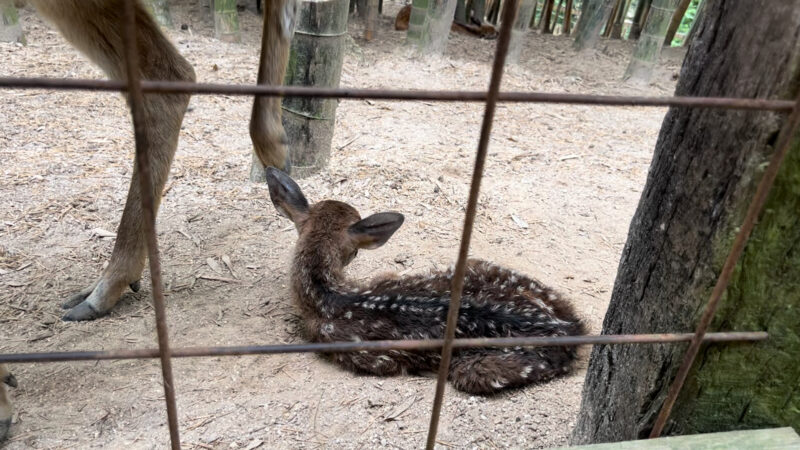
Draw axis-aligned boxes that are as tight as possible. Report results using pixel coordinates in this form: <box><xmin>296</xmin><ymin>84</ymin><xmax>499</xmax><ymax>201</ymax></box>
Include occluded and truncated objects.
<box><xmin>623</xmin><ymin>0</ymin><xmax>678</xmax><ymax>81</ymax></box>
<box><xmin>282</xmin><ymin>0</ymin><xmax>349</xmax><ymax>177</ymax></box>
<box><xmin>213</xmin><ymin>0</ymin><xmax>241</xmax><ymax>43</ymax></box>
<box><xmin>365</xmin><ymin>0</ymin><xmax>379</xmax><ymax>40</ymax></box>
<box><xmin>0</xmin><ymin>0</ymin><xmax>25</xmax><ymax>44</ymax></box>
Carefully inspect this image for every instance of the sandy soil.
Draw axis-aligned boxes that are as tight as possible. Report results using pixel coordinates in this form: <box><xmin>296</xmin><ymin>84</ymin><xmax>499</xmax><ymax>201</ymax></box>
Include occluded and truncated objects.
<box><xmin>0</xmin><ymin>1</ymin><xmax>684</xmax><ymax>448</ymax></box>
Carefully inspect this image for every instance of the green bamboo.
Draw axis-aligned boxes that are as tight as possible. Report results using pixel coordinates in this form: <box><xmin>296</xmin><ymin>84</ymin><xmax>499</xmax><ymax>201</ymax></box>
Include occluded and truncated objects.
<box><xmin>0</xmin><ymin>0</ymin><xmax>25</xmax><ymax>45</ymax></box>
<box><xmin>623</xmin><ymin>0</ymin><xmax>678</xmax><ymax>81</ymax></box>
<box><xmin>145</xmin><ymin>0</ymin><xmax>173</xmax><ymax>28</ymax></box>
<box><xmin>282</xmin><ymin>0</ymin><xmax>349</xmax><ymax>176</ymax></box>
<box><xmin>213</xmin><ymin>0</ymin><xmax>241</xmax><ymax>43</ymax></box>
<box><xmin>572</xmin><ymin>0</ymin><xmax>615</xmax><ymax>51</ymax></box>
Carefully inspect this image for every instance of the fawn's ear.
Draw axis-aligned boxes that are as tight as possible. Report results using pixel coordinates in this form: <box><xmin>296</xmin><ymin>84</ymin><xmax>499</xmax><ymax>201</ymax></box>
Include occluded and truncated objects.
<box><xmin>266</xmin><ymin>167</ymin><xmax>309</xmax><ymax>225</ymax></box>
<box><xmin>348</xmin><ymin>212</ymin><xmax>405</xmax><ymax>249</ymax></box>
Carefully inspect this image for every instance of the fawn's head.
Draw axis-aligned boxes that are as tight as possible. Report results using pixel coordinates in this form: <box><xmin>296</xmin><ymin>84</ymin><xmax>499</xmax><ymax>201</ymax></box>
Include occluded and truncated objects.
<box><xmin>266</xmin><ymin>168</ymin><xmax>405</xmax><ymax>267</ymax></box>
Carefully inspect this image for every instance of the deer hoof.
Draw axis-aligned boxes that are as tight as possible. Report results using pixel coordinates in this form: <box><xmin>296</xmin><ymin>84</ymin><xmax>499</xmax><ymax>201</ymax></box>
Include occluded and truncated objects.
<box><xmin>62</xmin><ymin>302</ymin><xmax>104</xmax><ymax>322</ymax></box>
<box><xmin>2</xmin><ymin>373</ymin><xmax>16</xmax><ymax>389</ymax></box>
<box><xmin>62</xmin><ymin>290</ymin><xmax>90</xmax><ymax>309</ymax></box>
<box><xmin>129</xmin><ymin>280</ymin><xmax>141</xmax><ymax>292</ymax></box>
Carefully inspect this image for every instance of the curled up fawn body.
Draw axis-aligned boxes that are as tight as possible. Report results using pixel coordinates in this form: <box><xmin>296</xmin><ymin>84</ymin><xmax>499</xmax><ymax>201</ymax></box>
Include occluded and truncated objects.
<box><xmin>266</xmin><ymin>168</ymin><xmax>586</xmax><ymax>394</ymax></box>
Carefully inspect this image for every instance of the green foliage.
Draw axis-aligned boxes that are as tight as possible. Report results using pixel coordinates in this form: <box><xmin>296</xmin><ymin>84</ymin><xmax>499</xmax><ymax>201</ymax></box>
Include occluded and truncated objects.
<box><xmin>670</xmin><ymin>0</ymin><xmax>702</xmax><ymax>46</ymax></box>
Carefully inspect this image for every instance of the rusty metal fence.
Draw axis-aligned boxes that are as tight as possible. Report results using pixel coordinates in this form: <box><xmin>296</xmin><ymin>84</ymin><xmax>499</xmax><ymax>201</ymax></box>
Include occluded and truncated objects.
<box><xmin>1</xmin><ymin>0</ymin><xmax>798</xmax><ymax>448</ymax></box>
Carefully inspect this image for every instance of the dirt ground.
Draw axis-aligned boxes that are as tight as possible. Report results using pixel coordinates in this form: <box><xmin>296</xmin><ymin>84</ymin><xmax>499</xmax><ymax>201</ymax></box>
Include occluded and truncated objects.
<box><xmin>0</xmin><ymin>1</ymin><xmax>685</xmax><ymax>448</ymax></box>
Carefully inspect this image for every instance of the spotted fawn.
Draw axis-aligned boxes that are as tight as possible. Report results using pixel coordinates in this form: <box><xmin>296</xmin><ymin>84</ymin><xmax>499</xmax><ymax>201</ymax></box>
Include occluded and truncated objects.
<box><xmin>267</xmin><ymin>168</ymin><xmax>585</xmax><ymax>394</ymax></box>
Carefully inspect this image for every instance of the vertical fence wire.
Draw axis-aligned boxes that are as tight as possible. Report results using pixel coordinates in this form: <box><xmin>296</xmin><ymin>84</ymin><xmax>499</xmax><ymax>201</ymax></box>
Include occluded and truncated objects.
<box><xmin>424</xmin><ymin>0</ymin><xmax>520</xmax><ymax>448</ymax></box>
<box><xmin>0</xmin><ymin>2</ymin><xmax>793</xmax><ymax>447</ymax></box>
<box><xmin>649</xmin><ymin>92</ymin><xmax>800</xmax><ymax>437</ymax></box>
<box><xmin>121</xmin><ymin>1</ymin><xmax>181</xmax><ymax>448</ymax></box>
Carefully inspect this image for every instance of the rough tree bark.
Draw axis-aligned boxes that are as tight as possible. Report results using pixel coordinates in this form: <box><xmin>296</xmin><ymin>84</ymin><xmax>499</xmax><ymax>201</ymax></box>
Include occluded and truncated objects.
<box><xmin>572</xmin><ymin>0</ymin><xmax>800</xmax><ymax>443</ymax></box>
<box><xmin>572</xmin><ymin>0</ymin><xmax>614</xmax><ymax>51</ymax></box>
<box><xmin>663</xmin><ymin>0</ymin><xmax>691</xmax><ymax>44</ymax></box>
<box><xmin>623</xmin><ymin>0</ymin><xmax>678</xmax><ymax>81</ymax></box>
<box><xmin>0</xmin><ymin>0</ymin><xmax>25</xmax><ymax>44</ymax></box>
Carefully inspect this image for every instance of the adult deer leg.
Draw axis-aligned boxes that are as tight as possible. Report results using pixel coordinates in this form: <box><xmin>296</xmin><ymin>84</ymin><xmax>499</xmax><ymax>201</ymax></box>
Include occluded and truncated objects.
<box><xmin>250</xmin><ymin>0</ymin><xmax>296</xmax><ymax>177</ymax></box>
<box><xmin>30</xmin><ymin>0</ymin><xmax>195</xmax><ymax>320</ymax></box>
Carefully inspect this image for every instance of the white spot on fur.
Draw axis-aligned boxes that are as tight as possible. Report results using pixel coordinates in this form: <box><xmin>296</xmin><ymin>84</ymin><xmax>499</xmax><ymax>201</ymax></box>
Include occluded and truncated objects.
<box><xmin>490</xmin><ymin>379</ymin><xmax>507</xmax><ymax>389</ymax></box>
<box><xmin>344</xmin><ymin>311</ymin><xmax>353</xmax><ymax>319</ymax></box>
<box><xmin>521</xmin><ymin>366</ymin><xmax>533</xmax><ymax>378</ymax></box>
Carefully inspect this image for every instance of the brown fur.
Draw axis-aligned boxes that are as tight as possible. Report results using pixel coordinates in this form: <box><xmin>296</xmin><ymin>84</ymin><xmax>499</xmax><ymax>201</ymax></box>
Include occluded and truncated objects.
<box><xmin>267</xmin><ymin>169</ymin><xmax>586</xmax><ymax>395</ymax></box>
<box><xmin>25</xmin><ymin>0</ymin><xmax>292</xmax><ymax>321</ymax></box>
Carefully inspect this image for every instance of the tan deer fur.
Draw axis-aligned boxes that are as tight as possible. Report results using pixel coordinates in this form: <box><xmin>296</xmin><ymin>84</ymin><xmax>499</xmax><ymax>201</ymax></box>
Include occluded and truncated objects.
<box><xmin>25</xmin><ymin>0</ymin><xmax>293</xmax><ymax>322</ymax></box>
<box><xmin>1</xmin><ymin>0</ymin><xmax>293</xmax><ymax>440</ymax></box>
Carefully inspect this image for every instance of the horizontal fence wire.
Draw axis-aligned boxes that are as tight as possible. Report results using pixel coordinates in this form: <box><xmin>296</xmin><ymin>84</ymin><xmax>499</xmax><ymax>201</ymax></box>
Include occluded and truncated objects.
<box><xmin>0</xmin><ymin>332</ymin><xmax>768</xmax><ymax>364</ymax></box>
<box><xmin>2</xmin><ymin>4</ymin><xmax>796</xmax><ymax>445</ymax></box>
<box><xmin>0</xmin><ymin>77</ymin><xmax>795</xmax><ymax>110</ymax></box>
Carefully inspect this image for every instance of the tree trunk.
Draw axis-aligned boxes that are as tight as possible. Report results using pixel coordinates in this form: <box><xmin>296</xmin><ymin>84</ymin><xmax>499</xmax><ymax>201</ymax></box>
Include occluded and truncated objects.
<box><xmin>355</xmin><ymin>0</ymin><xmax>368</xmax><ymax>19</ymax></box>
<box><xmin>213</xmin><ymin>0</ymin><xmax>240</xmax><ymax>43</ymax></box>
<box><xmin>609</xmin><ymin>0</ymin><xmax>630</xmax><ymax>38</ymax></box>
<box><xmin>145</xmin><ymin>0</ymin><xmax>173</xmax><ymax>28</ymax></box>
<box><xmin>364</xmin><ymin>0</ymin><xmax>379</xmax><ymax>39</ymax></box>
<box><xmin>572</xmin><ymin>0</ymin><xmax>614</xmax><ymax>51</ymax></box>
<box><xmin>281</xmin><ymin>0</ymin><xmax>348</xmax><ymax>177</ymax></box>
<box><xmin>563</xmin><ymin>0</ymin><xmax>573</xmax><ymax>34</ymax></box>
<box><xmin>407</xmin><ymin>0</ymin><xmax>457</xmax><ymax>53</ymax></box>
<box><xmin>602</xmin><ymin>0</ymin><xmax>621</xmax><ymax>37</ymax></box>
<box><xmin>0</xmin><ymin>0</ymin><xmax>25</xmax><ymax>44</ymax></box>
<box><xmin>663</xmin><ymin>0</ymin><xmax>691</xmax><ymax>45</ymax></box>
<box><xmin>572</xmin><ymin>0</ymin><xmax>800</xmax><ymax>443</ymax></box>
<box><xmin>507</xmin><ymin>0</ymin><xmax>537</xmax><ymax>62</ymax></box>
<box><xmin>454</xmin><ymin>0</ymin><xmax>468</xmax><ymax>24</ymax></box>
<box><xmin>622</xmin><ymin>0</ymin><xmax>678</xmax><ymax>82</ymax></box>
<box><xmin>540</xmin><ymin>0</ymin><xmax>554</xmax><ymax>33</ymax></box>
<box><xmin>549</xmin><ymin>0</ymin><xmax>563</xmax><ymax>33</ymax></box>
<box><xmin>472</xmin><ymin>0</ymin><xmax>486</xmax><ymax>23</ymax></box>
<box><xmin>628</xmin><ymin>0</ymin><xmax>651</xmax><ymax>39</ymax></box>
